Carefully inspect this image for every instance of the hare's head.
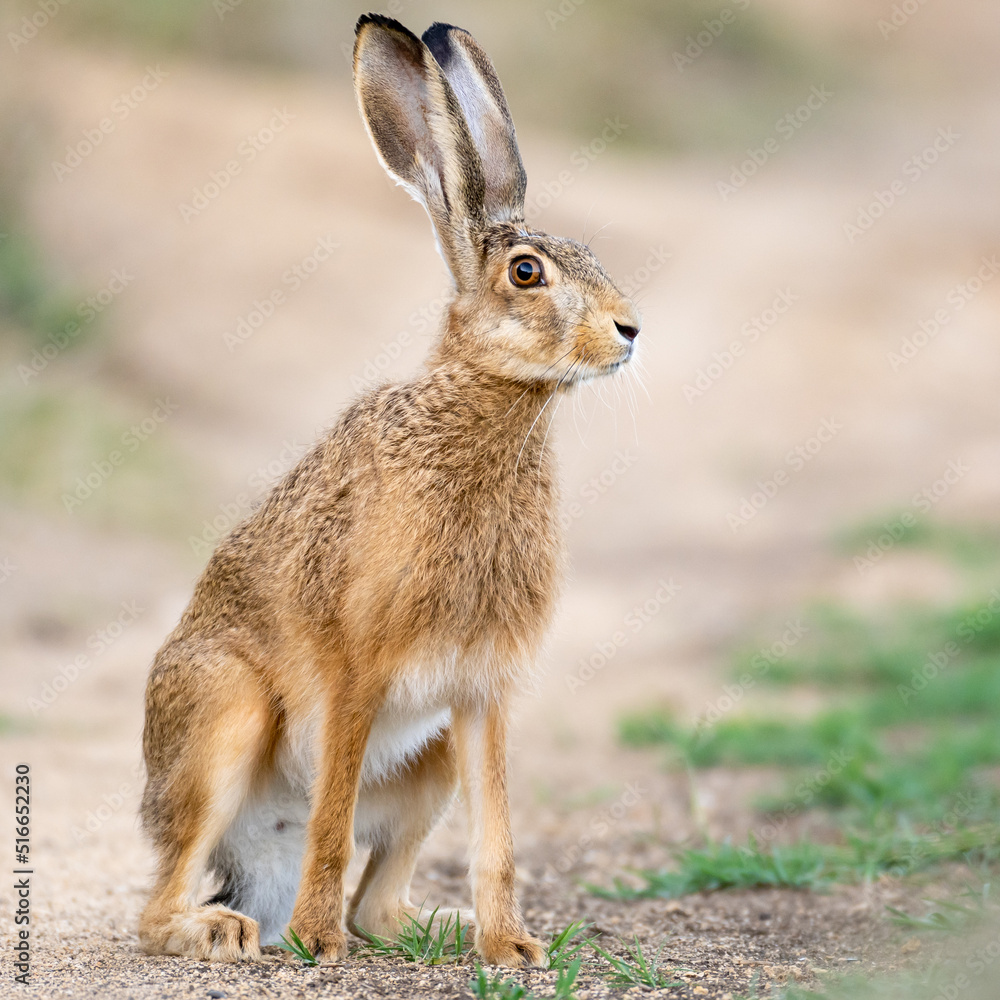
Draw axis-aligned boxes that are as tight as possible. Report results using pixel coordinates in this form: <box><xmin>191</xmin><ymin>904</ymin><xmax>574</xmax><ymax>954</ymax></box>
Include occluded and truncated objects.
<box><xmin>354</xmin><ymin>15</ymin><xmax>640</xmax><ymax>388</ymax></box>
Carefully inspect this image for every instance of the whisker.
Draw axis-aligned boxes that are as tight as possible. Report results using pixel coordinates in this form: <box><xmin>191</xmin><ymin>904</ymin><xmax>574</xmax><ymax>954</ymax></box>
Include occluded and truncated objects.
<box><xmin>570</xmin><ymin>379</ymin><xmax>589</xmax><ymax>449</ymax></box>
<box><xmin>582</xmin><ymin>378</ymin><xmax>600</xmax><ymax>439</ymax></box>
<box><xmin>581</xmin><ymin>204</ymin><xmax>595</xmax><ymax>246</ymax></box>
<box><xmin>607</xmin><ymin>379</ymin><xmax>619</xmax><ymax>442</ymax></box>
<box><xmin>504</xmin><ymin>324</ymin><xmax>596</xmax><ymax>475</ymax></box>
<box><xmin>622</xmin><ymin>368</ymin><xmax>640</xmax><ymax>449</ymax></box>
<box><xmin>585</xmin><ymin>221</ymin><xmax>612</xmax><ymax>248</ymax></box>
<box><xmin>515</xmin><ymin>353</ymin><xmax>581</xmax><ymax>476</ymax></box>
<box><xmin>515</xmin><ymin>383</ymin><xmax>559</xmax><ymax>475</ymax></box>
<box><xmin>631</xmin><ymin>352</ymin><xmax>652</xmax><ymax>403</ymax></box>
<box><xmin>537</xmin><ymin>392</ymin><xmax>565</xmax><ymax>482</ymax></box>
<box><xmin>501</xmin><ymin>345</ymin><xmax>578</xmax><ymax>419</ymax></box>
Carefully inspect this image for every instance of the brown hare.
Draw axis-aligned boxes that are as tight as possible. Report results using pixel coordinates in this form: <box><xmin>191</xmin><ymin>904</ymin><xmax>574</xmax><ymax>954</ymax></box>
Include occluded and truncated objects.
<box><xmin>139</xmin><ymin>13</ymin><xmax>640</xmax><ymax>967</ymax></box>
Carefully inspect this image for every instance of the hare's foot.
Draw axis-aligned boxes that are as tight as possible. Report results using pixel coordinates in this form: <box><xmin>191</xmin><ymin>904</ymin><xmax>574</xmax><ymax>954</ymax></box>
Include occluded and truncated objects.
<box><xmin>285</xmin><ymin>920</ymin><xmax>349</xmax><ymax>963</ymax></box>
<box><xmin>475</xmin><ymin>930</ymin><xmax>546</xmax><ymax>968</ymax></box>
<box><xmin>140</xmin><ymin>904</ymin><xmax>261</xmax><ymax>962</ymax></box>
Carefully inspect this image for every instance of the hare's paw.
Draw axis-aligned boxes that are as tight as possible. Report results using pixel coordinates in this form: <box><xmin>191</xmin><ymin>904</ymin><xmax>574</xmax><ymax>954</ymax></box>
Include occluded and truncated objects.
<box><xmin>292</xmin><ymin>925</ymin><xmax>349</xmax><ymax>963</ymax></box>
<box><xmin>476</xmin><ymin>931</ymin><xmax>546</xmax><ymax>968</ymax></box>
<box><xmin>142</xmin><ymin>905</ymin><xmax>261</xmax><ymax>962</ymax></box>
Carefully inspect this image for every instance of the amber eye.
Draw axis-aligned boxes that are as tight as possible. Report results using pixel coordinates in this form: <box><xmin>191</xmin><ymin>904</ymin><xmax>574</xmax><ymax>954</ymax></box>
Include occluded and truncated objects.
<box><xmin>509</xmin><ymin>255</ymin><xmax>544</xmax><ymax>288</ymax></box>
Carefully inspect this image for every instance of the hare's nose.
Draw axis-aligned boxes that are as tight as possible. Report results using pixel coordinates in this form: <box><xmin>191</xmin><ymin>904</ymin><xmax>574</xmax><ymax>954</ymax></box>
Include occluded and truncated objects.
<box><xmin>614</xmin><ymin>320</ymin><xmax>639</xmax><ymax>342</ymax></box>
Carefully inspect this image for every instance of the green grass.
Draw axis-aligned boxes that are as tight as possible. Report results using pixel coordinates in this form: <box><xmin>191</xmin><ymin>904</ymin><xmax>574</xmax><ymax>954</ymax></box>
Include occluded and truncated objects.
<box><xmin>546</xmin><ymin>920</ymin><xmax>593</xmax><ymax>970</ymax></box>
<box><xmin>590</xmin><ymin>827</ymin><xmax>1000</xmax><ymax>901</ymax></box>
<box><xmin>590</xmin><ymin>839</ymin><xmax>834</xmax><ymax>900</ymax></box>
<box><xmin>836</xmin><ymin>517</ymin><xmax>1000</xmax><ymax>571</ymax></box>
<box><xmin>614</xmin><ymin>558</ymin><xmax>1000</xmax><ymax>910</ymax></box>
<box><xmin>24</xmin><ymin>0</ymin><xmax>210</xmax><ymax>51</ymax></box>
<box><xmin>0</xmin><ymin>386</ymin><xmax>196</xmax><ymax>535</ymax></box>
<box><xmin>0</xmin><ymin>224</ymin><xmax>83</xmax><ymax>348</ymax></box>
<box><xmin>354</xmin><ymin>919</ymin><xmax>590</xmax><ymax>997</ymax></box>
<box><xmin>886</xmin><ymin>878</ymin><xmax>996</xmax><ymax>932</ymax></box>
<box><xmin>469</xmin><ymin>966</ymin><xmax>533</xmax><ymax>1000</ymax></box>
<box><xmin>589</xmin><ymin>935</ymin><xmax>684</xmax><ymax>989</ymax></box>
<box><xmin>619</xmin><ymin>708</ymin><xmax>876</xmax><ymax>767</ymax></box>
<box><xmin>619</xmin><ymin>587</ymin><xmax>1000</xmax><ymax>826</ymax></box>
<box><xmin>358</xmin><ymin>914</ymin><xmax>593</xmax><ymax>974</ymax></box>
<box><xmin>0</xmin><ymin>214</ymin><xmax>196</xmax><ymax>536</ymax></box>
<box><xmin>278</xmin><ymin>927</ymin><xmax>317</xmax><ymax>966</ymax></box>
<box><xmin>551</xmin><ymin>959</ymin><xmax>583</xmax><ymax>1000</ymax></box>
<box><xmin>743</xmin><ymin>955</ymin><xmax>1000</xmax><ymax>1000</ymax></box>
<box><xmin>733</xmin><ymin>598</ymin><xmax>1000</xmax><ymax>694</ymax></box>
<box><xmin>358</xmin><ymin>907</ymin><xmax>473</xmax><ymax>965</ymax></box>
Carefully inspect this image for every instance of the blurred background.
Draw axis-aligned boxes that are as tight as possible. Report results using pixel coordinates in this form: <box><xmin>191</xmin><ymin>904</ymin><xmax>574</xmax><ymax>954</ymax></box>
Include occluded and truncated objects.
<box><xmin>2</xmin><ymin>1</ymin><xmax>1000</xmax><ymax>995</ymax></box>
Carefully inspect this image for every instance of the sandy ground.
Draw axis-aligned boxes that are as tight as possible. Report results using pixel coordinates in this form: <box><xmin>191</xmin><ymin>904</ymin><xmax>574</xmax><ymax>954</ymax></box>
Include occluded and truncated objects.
<box><xmin>2</xmin><ymin>12</ymin><xmax>1000</xmax><ymax>998</ymax></box>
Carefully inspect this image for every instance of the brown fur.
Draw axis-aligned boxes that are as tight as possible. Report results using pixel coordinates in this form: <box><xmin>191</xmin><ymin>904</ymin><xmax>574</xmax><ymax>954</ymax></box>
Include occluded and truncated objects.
<box><xmin>139</xmin><ymin>14</ymin><xmax>640</xmax><ymax>966</ymax></box>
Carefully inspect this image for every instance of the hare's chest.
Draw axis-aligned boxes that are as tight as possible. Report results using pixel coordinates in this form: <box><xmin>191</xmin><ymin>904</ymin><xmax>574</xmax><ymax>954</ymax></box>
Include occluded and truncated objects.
<box><xmin>421</xmin><ymin>483</ymin><xmax>560</xmax><ymax>618</ymax></box>
<box><xmin>357</xmin><ymin>462</ymin><xmax>561</xmax><ymax>652</ymax></box>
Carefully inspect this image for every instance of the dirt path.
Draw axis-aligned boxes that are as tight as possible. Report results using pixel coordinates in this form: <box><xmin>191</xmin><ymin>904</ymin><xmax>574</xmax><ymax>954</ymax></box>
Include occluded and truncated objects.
<box><xmin>2</xmin><ymin>25</ymin><xmax>999</xmax><ymax>999</ymax></box>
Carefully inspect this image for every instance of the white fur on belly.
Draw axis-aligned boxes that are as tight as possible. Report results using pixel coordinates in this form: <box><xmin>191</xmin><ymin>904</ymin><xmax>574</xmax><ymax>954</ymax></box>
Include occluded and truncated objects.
<box><xmin>213</xmin><ymin>775</ymin><xmax>309</xmax><ymax>944</ymax></box>
<box><xmin>360</xmin><ymin>705</ymin><xmax>450</xmax><ymax>785</ymax></box>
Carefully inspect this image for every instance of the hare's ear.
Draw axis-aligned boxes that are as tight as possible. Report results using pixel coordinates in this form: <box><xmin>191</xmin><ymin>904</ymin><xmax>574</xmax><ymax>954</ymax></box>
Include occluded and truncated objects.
<box><xmin>353</xmin><ymin>14</ymin><xmax>487</xmax><ymax>290</ymax></box>
<box><xmin>422</xmin><ymin>23</ymin><xmax>526</xmax><ymax>223</ymax></box>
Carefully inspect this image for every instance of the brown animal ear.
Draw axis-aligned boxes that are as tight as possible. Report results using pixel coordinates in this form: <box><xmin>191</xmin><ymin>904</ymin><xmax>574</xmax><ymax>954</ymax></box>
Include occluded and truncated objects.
<box><xmin>422</xmin><ymin>22</ymin><xmax>526</xmax><ymax>224</ymax></box>
<box><xmin>353</xmin><ymin>14</ymin><xmax>487</xmax><ymax>290</ymax></box>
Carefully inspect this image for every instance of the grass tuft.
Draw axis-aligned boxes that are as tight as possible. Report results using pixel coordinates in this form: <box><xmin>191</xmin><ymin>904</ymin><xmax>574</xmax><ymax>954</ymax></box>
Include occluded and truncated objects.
<box><xmin>469</xmin><ymin>964</ymin><xmax>532</xmax><ymax>1000</ymax></box>
<box><xmin>590</xmin><ymin>826</ymin><xmax>1000</xmax><ymax>902</ymax></box>
<box><xmin>358</xmin><ymin>907</ymin><xmax>473</xmax><ymax>965</ymax></box>
<box><xmin>278</xmin><ymin>927</ymin><xmax>317</xmax><ymax>966</ymax></box>
<box><xmin>589</xmin><ymin>935</ymin><xmax>683</xmax><ymax>989</ymax></box>
<box><xmin>589</xmin><ymin>839</ymin><xmax>833</xmax><ymax>900</ymax></box>
<box><xmin>886</xmin><ymin>879</ymin><xmax>996</xmax><ymax>932</ymax></box>
<box><xmin>552</xmin><ymin>958</ymin><xmax>583</xmax><ymax>999</ymax></box>
<box><xmin>546</xmin><ymin>920</ymin><xmax>593</xmax><ymax>970</ymax></box>
<box><xmin>619</xmin><ymin>708</ymin><xmax>876</xmax><ymax>768</ymax></box>
<box><xmin>0</xmin><ymin>223</ymin><xmax>83</xmax><ymax>347</ymax></box>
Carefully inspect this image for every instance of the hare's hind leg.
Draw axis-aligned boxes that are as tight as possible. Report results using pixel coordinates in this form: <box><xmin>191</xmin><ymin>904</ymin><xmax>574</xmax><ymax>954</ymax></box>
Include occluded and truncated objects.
<box><xmin>207</xmin><ymin>769</ymin><xmax>310</xmax><ymax>945</ymax></box>
<box><xmin>347</xmin><ymin>729</ymin><xmax>459</xmax><ymax>940</ymax></box>
<box><xmin>140</xmin><ymin>649</ymin><xmax>274</xmax><ymax>962</ymax></box>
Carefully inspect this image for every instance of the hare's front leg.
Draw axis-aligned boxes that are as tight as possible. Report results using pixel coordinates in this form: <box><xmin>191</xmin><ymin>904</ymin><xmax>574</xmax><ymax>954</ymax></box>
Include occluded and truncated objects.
<box><xmin>452</xmin><ymin>700</ymin><xmax>545</xmax><ymax>968</ymax></box>
<box><xmin>288</xmin><ymin>691</ymin><xmax>379</xmax><ymax>961</ymax></box>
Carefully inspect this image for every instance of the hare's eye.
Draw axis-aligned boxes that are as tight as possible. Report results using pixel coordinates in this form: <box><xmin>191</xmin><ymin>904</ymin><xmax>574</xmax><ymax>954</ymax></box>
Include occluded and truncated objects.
<box><xmin>509</xmin><ymin>256</ymin><xmax>544</xmax><ymax>288</ymax></box>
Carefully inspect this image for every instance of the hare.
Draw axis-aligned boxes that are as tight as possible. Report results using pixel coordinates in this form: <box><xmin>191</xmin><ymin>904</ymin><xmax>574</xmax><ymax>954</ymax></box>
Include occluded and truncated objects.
<box><xmin>138</xmin><ymin>13</ymin><xmax>640</xmax><ymax>967</ymax></box>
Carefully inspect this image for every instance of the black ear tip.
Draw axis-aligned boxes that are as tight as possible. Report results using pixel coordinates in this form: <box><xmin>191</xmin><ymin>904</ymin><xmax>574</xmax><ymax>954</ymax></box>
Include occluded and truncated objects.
<box><xmin>355</xmin><ymin>12</ymin><xmax>413</xmax><ymax>38</ymax></box>
<box><xmin>422</xmin><ymin>21</ymin><xmax>462</xmax><ymax>41</ymax></box>
<box><xmin>422</xmin><ymin>21</ymin><xmax>468</xmax><ymax>62</ymax></box>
